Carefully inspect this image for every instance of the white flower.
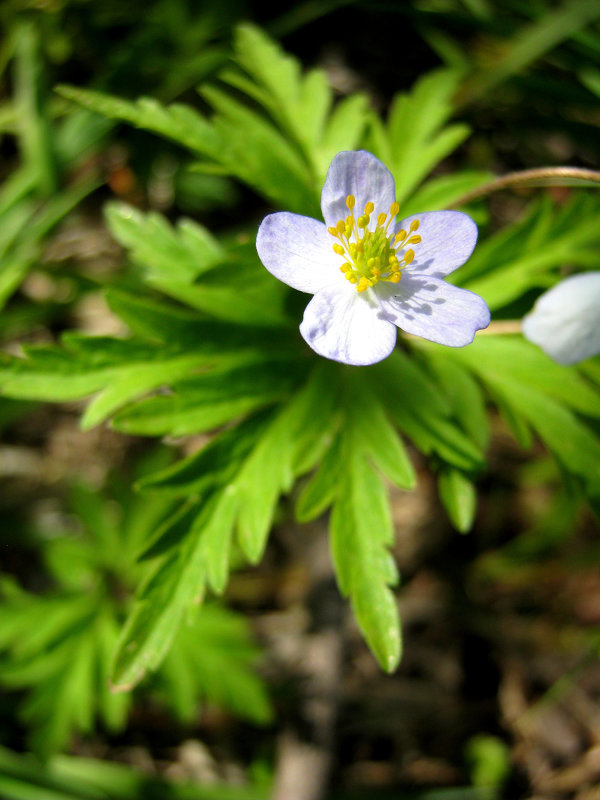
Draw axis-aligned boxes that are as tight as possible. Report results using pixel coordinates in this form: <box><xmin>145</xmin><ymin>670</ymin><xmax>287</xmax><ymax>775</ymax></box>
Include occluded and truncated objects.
<box><xmin>522</xmin><ymin>272</ymin><xmax>600</xmax><ymax>365</ymax></box>
<box><xmin>256</xmin><ymin>150</ymin><xmax>490</xmax><ymax>366</ymax></box>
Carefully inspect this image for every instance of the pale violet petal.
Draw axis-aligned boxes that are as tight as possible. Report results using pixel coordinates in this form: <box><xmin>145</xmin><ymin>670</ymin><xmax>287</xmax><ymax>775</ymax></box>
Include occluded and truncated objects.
<box><xmin>321</xmin><ymin>151</ymin><xmax>396</xmax><ymax>229</ymax></box>
<box><xmin>522</xmin><ymin>272</ymin><xmax>600</xmax><ymax>365</ymax></box>
<box><xmin>377</xmin><ymin>273</ymin><xmax>490</xmax><ymax>346</ymax></box>
<box><xmin>299</xmin><ymin>283</ymin><xmax>397</xmax><ymax>366</ymax></box>
<box><xmin>256</xmin><ymin>212</ymin><xmax>339</xmax><ymax>294</ymax></box>
<box><xmin>397</xmin><ymin>211</ymin><xmax>478</xmax><ymax>277</ymax></box>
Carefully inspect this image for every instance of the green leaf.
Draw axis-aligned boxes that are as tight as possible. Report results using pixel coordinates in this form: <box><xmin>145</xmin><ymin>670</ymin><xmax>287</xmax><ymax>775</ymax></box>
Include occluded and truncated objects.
<box><xmin>374</xmin><ymin>352</ymin><xmax>485</xmax><ymax>471</ymax></box>
<box><xmin>115</xmin><ymin>367</ymin><xmax>338</xmax><ymax>684</ymax></box>
<box><xmin>459</xmin><ymin>195</ymin><xmax>600</xmax><ymax>311</ymax></box>
<box><xmin>110</xmin><ymin>547</ymin><xmax>202</xmax><ymax>690</ymax></box>
<box><xmin>402</xmin><ymin>170</ymin><xmax>492</xmax><ymax>215</ymax></box>
<box><xmin>15</xmin><ymin>21</ymin><xmax>56</xmax><ymax>196</ymax></box>
<box><xmin>200</xmin><ymin>84</ymin><xmax>318</xmax><ymax>213</ymax></box>
<box><xmin>438</xmin><ymin>468</ymin><xmax>477</xmax><ymax>533</ymax></box>
<box><xmin>160</xmin><ymin>604</ymin><xmax>272</xmax><ymax>725</ymax></box>
<box><xmin>224</xmin><ymin>24</ymin><xmax>369</xmax><ymax>183</ymax></box>
<box><xmin>234</xmin><ymin>366</ymin><xmax>337</xmax><ymax>563</ymax></box>
<box><xmin>345</xmin><ymin>371</ymin><xmax>416</xmax><ymax>489</ymax></box>
<box><xmin>113</xmin><ymin>359</ymin><xmax>303</xmax><ymax>436</ymax></box>
<box><xmin>56</xmin><ymin>84</ymin><xmax>221</xmax><ymax>156</ymax></box>
<box><xmin>369</xmin><ymin>69</ymin><xmax>471</xmax><ymax>206</ymax></box>
<box><xmin>105</xmin><ymin>202</ymin><xmax>225</xmax><ymax>281</ymax></box>
<box><xmin>452</xmin><ymin>335</ymin><xmax>600</xmax><ymax>496</ymax></box>
<box><xmin>458</xmin><ymin>0</ymin><xmax>600</xmax><ymax>106</ymax></box>
<box><xmin>295</xmin><ymin>431</ymin><xmax>343</xmax><ymax>523</ymax></box>
<box><xmin>330</xmin><ymin>438</ymin><xmax>401</xmax><ymax>673</ymax></box>
<box><xmin>421</xmin><ymin>351</ymin><xmax>490</xmax><ymax>451</ymax></box>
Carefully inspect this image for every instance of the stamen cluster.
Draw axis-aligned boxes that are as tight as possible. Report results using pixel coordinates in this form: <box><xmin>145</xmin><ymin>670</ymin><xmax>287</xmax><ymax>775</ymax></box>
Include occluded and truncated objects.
<box><xmin>328</xmin><ymin>195</ymin><xmax>422</xmax><ymax>293</ymax></box>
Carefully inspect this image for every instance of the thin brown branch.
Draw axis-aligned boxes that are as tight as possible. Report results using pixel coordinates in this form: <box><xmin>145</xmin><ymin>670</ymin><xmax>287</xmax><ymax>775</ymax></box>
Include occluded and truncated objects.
<box><xmin>450</xmin><ymin>167</ymin><xmax>600</xmax><ymax>207</ymax></box>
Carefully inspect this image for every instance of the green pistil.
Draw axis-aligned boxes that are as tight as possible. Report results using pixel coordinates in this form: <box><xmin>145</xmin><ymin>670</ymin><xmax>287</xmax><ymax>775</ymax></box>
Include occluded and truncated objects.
<box><xmin>328</xmin><ymin>196</ymin><xmax>421</xmax><ymax>293</ymax></box>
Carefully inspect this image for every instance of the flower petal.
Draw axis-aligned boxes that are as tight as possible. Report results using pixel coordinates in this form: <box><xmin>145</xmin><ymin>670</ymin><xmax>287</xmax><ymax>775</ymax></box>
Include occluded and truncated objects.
<box><xmin>256</xmin><ymin>212</ymin><xmax>339</xmax><ymax>293</ymax></box>
<box><xmin>321</xmin><ymin>151</ymin><xmax>396</xmax><ymax>229</ymax></box>
<box><xmin>299</xmin><ymin>284</ymin><xmax>397</xmax><ymax>365</ymax></box>
<box><xmin>377</xmin><ymin>273</ymin><xmax>490</xmax><ymax>347</ymax></box>
<box><xmin>397</xmin><ymin>211</ymin><xmax>478</xmax><ymax>277</ymax></box>
<box><xmin>522</xmin><ymin>272</ymin><xmax>600</xmax><ymax>365</ymax></box>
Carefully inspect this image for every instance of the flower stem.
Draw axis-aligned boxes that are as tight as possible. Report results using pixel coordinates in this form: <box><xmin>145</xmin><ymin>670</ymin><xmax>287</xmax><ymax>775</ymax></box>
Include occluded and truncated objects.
<box><xmin>476</xmin><ymin>320</ymin><xmax>522</xmax><ymax>335</ymax></box>
<box><xmin>451</xmin><ymin>166</ymin><xmax>600</xmax><ymax>207</ymax></box>
<box><xmin>402</xmin><ymin>320</ymin><xmax>522</xmax><ymax>343</ymax></box>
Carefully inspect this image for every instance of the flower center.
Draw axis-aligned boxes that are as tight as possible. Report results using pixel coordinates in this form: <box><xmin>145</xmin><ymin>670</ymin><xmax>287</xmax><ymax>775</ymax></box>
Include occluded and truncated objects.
<box><xmin>328</xmin><ymin>195</ymin><xmax>421</xmax><ymax>293</ymax></box>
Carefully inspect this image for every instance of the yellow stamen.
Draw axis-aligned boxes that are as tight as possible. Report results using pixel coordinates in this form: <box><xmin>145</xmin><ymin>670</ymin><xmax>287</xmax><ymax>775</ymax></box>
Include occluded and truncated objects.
<box><xmin>327</xmin><ymin>205</ymin><xmax>422</xmax><ymax>293</ymax></box>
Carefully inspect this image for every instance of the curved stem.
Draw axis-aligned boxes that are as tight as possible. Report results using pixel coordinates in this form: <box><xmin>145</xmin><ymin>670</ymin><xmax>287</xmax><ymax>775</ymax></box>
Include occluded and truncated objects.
<box><xmin>452</xmin><ymin>166</ymin><xmax>600</xmax><ymax>207</ymax></box>
<box><xmin>477</xmin><ymin>320</ymin><xmax>522</xmax><ymax>335</ymax></box>
<box><xmin>402</xmin><ymin>320</ymin><xmax>522</xmax><ymax>343</ymax></box>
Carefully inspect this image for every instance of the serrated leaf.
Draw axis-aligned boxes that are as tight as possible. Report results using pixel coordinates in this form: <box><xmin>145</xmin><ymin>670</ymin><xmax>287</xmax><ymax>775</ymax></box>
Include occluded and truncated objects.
<box><xmin>160</xmin><ymin>604</ymin><xmax>272</xmax><ymax>725</ymax></box>
<box><xmin>374</xmin><ymin>352</ymin><xmax>485</xmax><ymax>471</ymax></box>
<box><xmin>369</xmin><ymin>69</ymin><xmax>471</xmax><ymax>206</ymax></box>
<box><xmin>422</xmin><ymin>351</ymin><xmax>490</xmax><ymax>451</ymax></box>
<box><xmin>330</xmin><ymin>438</ymin><xmax>401</xmax><ymax>673</ymax></box>
<box><xmin>452</xmin><ymin>335</ymin><xmax>600</xmax><ymax>495</ymax></box>
<box><xmin>105</xmin><ymin>202</ymin><xmax>225</xmax><ymax>281</ymax></box>
<box><xmin>459</xmin><ymin>195</ymin><xmax>600</xmax><ymax>310</ymax></box>
<box><xmin>56</xmin><ymin>85</ymin><xmax>221</xmax><ymax>156</ymax></box>
<box><xmin>295</xmin><ymin>432</ymin><xmax>343</xmax><ymax>523</ymax></box>
<box><xmin>113</xmin><ymin>359</ymin><xmax>301</xmax><ymax>436</ymax></box>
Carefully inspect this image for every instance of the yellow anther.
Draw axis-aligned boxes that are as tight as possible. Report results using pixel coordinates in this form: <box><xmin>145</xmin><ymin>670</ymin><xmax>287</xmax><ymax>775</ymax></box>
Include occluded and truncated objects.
<box><xmin>328</xmin><ymin>198</ymin><xmax>422</xmax><ymax>293</ymax></box>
